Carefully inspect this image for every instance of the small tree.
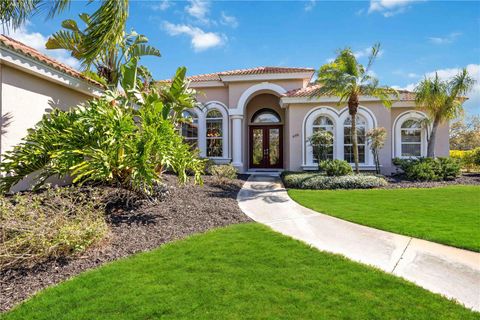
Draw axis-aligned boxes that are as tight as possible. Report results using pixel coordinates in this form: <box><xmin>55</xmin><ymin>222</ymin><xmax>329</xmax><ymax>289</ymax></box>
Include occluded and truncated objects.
<box><xmin>308</xmin><ymin>130</ymin><xmax>333</xmax><ymax>169</ymax></box>
<box><xmin>366</xmin><ymin>127</ymin><xmax>387</xmax><ymax>174</ymax></box>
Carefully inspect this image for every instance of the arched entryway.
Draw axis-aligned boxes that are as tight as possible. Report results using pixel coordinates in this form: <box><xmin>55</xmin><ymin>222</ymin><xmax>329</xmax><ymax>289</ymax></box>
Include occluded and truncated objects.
<box><xmin>246</xmin><ymin>94</ymin><xmax>284</xmax><ymax>169</ymax></box>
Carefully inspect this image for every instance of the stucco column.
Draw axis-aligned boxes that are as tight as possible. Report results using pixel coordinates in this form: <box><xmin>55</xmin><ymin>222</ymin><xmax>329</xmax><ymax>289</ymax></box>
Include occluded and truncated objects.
<box><xmin>231</xmin><ymin>115</ymin><xmax>243</xmax><ymax>169</ymax></box>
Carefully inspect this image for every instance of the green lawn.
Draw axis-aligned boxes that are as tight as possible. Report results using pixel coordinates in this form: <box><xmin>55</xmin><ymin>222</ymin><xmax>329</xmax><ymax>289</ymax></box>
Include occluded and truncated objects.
<box><xmin>3</xmin><ymin>223</ymin><xmax>477</xmax><ymax>320</ymax></box>
<box><xmin>288</xmin><ymin>185</ymin><xmax>480</xmax><ymax>252</ymax></box>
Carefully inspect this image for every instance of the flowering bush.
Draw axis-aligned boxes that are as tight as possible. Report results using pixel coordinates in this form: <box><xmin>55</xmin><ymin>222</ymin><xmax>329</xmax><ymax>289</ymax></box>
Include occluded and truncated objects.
<box><xmin>450</xmin><ymin>149</ymin><xmax>480</xmax><ymax>172</ymax></box>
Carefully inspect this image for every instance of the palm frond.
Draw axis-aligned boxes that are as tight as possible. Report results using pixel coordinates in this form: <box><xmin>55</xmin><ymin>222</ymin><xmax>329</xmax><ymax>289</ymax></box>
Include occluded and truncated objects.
<box><xmin>82</xmin><ymin>0</ymin><xmax>129</xmax><ymax>66</ymax></box>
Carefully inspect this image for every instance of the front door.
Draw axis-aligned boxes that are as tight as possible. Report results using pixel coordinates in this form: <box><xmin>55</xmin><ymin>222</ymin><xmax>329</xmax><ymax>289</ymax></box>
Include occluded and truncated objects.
<box><xmin>249</xmin><ymin>125</ymin><xmax>283</xmax><ymax>169</ymax></box>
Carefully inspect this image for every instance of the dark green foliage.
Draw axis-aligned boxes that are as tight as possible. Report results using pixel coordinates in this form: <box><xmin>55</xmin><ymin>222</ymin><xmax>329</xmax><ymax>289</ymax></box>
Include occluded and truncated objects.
<box><xmin>319</xmin><ymin>159</ymin><xmax>353</xmax><ymax>176</ymax></box>
<box><xmin>281</xmin><ymin>171</ymin><xmax>387</xmax><ymax>190</ymax></box>
<box><xmin>0</xmin><ymin>67</ymin><xmax>204</xmax><ymax>196</ymax></box>
<box><xmin>393</xmin><ymin>157</ymin><xmax>461</xmax><ymax>181</ymax></box>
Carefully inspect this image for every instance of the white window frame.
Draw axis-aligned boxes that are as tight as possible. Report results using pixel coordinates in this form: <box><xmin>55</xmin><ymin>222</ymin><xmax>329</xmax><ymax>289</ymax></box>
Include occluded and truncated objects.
<box><xmin>204</xmin><ymin>101</ymin><xmax>229</xmax><ymax>159</ymax></box>
<box><xmin>311</xmin><ymin>116</ymin><xmax>335</xmax><ymax>163</ymax></box>
<box><xmin>343</xmin><ymin>115</ymin><xmax>367</xmax><ymax>164</ymax></box>
<box><xmin>303</xmin><ymin>106</ymin><xmax>377</xmax><ymax>168</ymax></box>
<box><xmin>393</xmin><ymin>111</ymin><xmax>428</xmax><ymax>159</ymax></box>
<box><xmin>180</xmin><ymin>110</ymin><xmax>199</xmax><ymax>148</ymax></box>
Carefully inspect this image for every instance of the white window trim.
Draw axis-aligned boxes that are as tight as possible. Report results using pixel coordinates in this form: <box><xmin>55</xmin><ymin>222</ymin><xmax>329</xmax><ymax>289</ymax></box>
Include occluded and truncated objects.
<box><xmin>303</xmin><ymin>107</ymin><xmax>340</xmax><ymax>166</ymax></box>
<box><xmin>302</xmin><ymin>106</ymin><xmax>376</xmax><ymax>167</ymax></box>
<box><xmin>182</xmin><ymin>107</ymin><xmax>206</xmax><ymax>157</ymax></box>
<box><xmin>341</xmin><ymin>114</ymin><xmax>367</xmax><ymax>165</ymax></box>
<box><xmin>393</xmin><ymin>111</ymin><xmax>428</xmax><ymax>159</ymax></box>
<box><xmin>204</xmin><ymin>101</ymin><xmax>229</xmax><ymax>159</ymax></box>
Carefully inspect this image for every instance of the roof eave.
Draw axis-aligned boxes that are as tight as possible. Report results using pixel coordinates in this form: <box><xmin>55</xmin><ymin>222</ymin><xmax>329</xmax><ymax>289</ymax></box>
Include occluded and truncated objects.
<box><xmin>0</xmin><ymin>45</ymin><xmax>103</xmax><ymax>97</ymax></box>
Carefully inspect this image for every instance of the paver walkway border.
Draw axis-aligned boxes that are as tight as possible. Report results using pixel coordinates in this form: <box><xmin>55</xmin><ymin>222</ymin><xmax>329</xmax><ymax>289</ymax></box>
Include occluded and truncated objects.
<box><xmin>237</xmin><ymin>175</ymin><xmax>480</xmax><ymax>311</ymax></box>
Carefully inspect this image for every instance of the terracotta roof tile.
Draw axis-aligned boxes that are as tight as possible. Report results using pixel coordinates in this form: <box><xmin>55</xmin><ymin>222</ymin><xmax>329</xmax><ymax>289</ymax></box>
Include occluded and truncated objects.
<box><xmin>159</xmin><ymin>66</ymin><xmax>315</xmax><ymax>83</ymax></box>
<box><xmin>285</xmin><ymin>84</ymin><xmax>416</xmax><ymax>101</ymax></box>
<box><xmin>0</xmin><ymin>34</ymin><xmax>103</xmax><ymax>87</ymax></box>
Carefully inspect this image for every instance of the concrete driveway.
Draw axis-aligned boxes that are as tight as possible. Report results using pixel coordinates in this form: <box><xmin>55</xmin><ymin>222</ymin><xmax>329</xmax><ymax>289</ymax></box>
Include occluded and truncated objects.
<box><xmin>237</xmin><ymin>175</ymin><xmax>480</xmax><ymax>311</ymax></box>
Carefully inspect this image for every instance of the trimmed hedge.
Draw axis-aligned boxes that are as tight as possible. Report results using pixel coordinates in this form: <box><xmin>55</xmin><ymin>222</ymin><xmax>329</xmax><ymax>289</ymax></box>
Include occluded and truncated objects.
<box><xmin>281</xmin><ymin>172</ymin><xmax>388</xmax><ymax>190</ymax></box>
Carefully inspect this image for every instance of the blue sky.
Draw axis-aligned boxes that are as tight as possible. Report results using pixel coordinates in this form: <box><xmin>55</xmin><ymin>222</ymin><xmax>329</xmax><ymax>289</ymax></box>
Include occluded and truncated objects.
<box><xmin>7</xmin><ymin>0</ymin><xmax>480</xmax><ymax>115</ymax></box>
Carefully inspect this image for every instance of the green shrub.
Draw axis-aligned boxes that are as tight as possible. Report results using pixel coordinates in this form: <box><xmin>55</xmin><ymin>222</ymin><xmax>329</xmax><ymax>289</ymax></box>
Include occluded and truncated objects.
<box><xmin>319</xmin><ymin>159</ymin><xmax>353</xmax><ymax>176</ymax></box>
<box><xmin>0</xmin><ymin>72</ymin><xmax>205</xmax><ymax>197</ymax></box>
<box><xmin>0</xmin><ymin>186</ymin><xmax>108</xmax><ymax>270</ymax></box>
<box><xmin>392</xmin><ymin>157</ymin><xmax>461</xmax><ymax>181</ymax></box>
<box><xmin>210</xmin><ymin>164</ymin><xmax>238</xmax><ymax>184</ymax></box>
<box><xmin>281</xmin><ymin>172</ymin><xmax>387</xmax><ymax>190</ymax></box>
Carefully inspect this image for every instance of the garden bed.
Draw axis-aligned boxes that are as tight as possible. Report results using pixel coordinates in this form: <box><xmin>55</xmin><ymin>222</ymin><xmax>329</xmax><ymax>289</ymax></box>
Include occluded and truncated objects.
<box><xmin>384</xmin><ymin>173</ymin><xmax>480</xmax><ymax>189</ymax></box>
<box><xmin>0</xmin><ymin>174</ymin><xmax>251</xmax><ymax>312</ymax></box>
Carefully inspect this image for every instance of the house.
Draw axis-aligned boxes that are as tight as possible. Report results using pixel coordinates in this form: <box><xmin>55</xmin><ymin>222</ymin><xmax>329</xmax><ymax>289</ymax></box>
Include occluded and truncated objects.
<box><xmin>176</xmin><ymin>67</ymin><xmax>449</xmax><ymax>174</ymax></box>
<box><xmin>0</xmin><ymin>34</ymin><xmax>103</xmax><ymax>191</ymax></box>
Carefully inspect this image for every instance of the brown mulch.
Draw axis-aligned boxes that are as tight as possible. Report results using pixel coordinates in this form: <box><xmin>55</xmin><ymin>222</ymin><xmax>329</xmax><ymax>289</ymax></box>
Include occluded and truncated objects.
<box><xmin>383</xmin><ymin>173</ymin><xmax>480</xmax><ymax>189</ymax></box>
<box><xmin>0</xmin><ymin>174</ymin><xmax>251</xmax><ymax>312</ymax></box>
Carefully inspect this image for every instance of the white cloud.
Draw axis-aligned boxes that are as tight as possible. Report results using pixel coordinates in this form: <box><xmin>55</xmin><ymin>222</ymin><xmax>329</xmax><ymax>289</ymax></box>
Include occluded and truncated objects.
<box><xmin>304</xmin><ymin>0</ymin><xmax>316</xmax><ymax>12</ymax></box>
<box><xmin>163</xmin><ymin>22</ymin><xmax>225</xmax><ymax>52</ymax></box>
<box><xmin>353</xmin><ymin>46</ymin><xmax>384</xmax><ymax>59</ymax></box>
<box><xmin>428</xmin><ymin>32</ymin><xmax>462</xmax><ymax>45</ymax></box>
<box><xmin>407</xmin><ymin>72</ymin><xmax>419</xmax><ymax>78</ymax></box>
<box><xmin>150</xmin><ymin>0</ymin><xmax>172</xmax><ymax>11</ymax></box>
<box><xmin>368</xmin><ymin>0</ymin><xmax>422</xmax><ymax>17</ymax></box>
<box><xmin>220</xmin><ymin>12</ymin><xmax>238</xmax><ymax>28</ymax></box>
<box><xmin>186</xmin><ymin>0</ymin><xmax>210</xmax><ymax>23</ymax></box>
<box><xmin>393</xmin><ymin>64</ymin><xmax>480</xmax><ymax>115</ymax></box>
<box><xmin>6</xmin><ymin>23</ymin><xmax>80</xmax><ymax>69</ymax></box>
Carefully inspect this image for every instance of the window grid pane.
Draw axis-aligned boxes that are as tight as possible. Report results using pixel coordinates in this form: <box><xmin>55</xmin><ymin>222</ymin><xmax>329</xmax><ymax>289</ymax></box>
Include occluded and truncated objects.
<box><xmin>312</xmin><ymin>125</ymin><xmax>334</xmax><ymax>163</ymax></box>
<box><xmin>343</xmin><ymin>116</ymin><xmax>366</xmax><ymax>164</ymax></box>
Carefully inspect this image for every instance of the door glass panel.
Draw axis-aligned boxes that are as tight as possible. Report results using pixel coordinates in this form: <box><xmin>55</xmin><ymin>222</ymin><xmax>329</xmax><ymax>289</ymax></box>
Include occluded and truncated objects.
<box><xmin>252</xmin><ymin>128</ymin><xmax>264</xmax><ymax>165</ymax></box>
<box><xmin>269</xmin><ymin>128</ymin><xmax>280</xmax><ymax>166</ymax></box>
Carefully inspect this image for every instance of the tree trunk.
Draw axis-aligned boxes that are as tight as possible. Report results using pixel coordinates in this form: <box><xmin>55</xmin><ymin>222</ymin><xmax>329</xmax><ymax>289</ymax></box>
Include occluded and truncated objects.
<box><xmin>348</xmin><ymin>95</ymin><xmax>360</xmax><ymax>174</ymax></box>
<box><xmin>427</xmin><ymin>118</ymin><xmax>440</xmax><ymax>158</ymax></box>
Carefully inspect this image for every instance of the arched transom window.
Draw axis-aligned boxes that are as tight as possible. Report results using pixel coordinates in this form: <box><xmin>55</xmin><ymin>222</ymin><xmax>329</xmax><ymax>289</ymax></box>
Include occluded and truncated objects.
<box><xmin>312</xmin><ymin>116</ymin><xmax>334</xmax><ymax>162</ymax></box>
<box><xmin>401</xmin><ymin>119</ymin><xmax>422</xmax><ymax>157</ymax></box>
<box><xmin>206</xmin><ymin>109</ymin><xmax>223</xmax><ymax>157</ymax></box>
<box><xmin>344</xmin><ymin>115</ymin><xmax>367</xmax><ymax>164</ymax></box>
<box><xmin>251</xmin><ymin>109</ymin><xmax>281</xmax><ymax>124</ymax></box>
<box><xmin>180</xmin><ymin>110</ymin><xmax>198</xmax><ymax>149</ymax></box>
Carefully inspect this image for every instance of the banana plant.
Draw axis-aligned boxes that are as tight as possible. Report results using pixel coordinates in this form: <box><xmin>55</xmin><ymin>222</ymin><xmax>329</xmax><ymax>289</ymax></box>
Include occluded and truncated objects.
<box><xmin>46</xmin><ymin>13</ymin><xmax>160</xmax><ymax>87</ymax></box>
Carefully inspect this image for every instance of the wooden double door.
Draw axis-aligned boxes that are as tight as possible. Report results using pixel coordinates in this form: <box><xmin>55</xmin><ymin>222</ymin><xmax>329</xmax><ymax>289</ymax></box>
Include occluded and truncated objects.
<box><xmin>249</xmin><ymin>125</ymin><xmax>283</xmax><ymax>169</ymax></box>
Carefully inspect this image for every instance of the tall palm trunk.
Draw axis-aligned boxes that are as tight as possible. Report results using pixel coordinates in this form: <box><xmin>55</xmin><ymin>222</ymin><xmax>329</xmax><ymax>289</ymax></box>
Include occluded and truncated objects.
<box><xmin>348</xmin><ymin>94</ymin><xmax>360</xmax><ymax>174</ymax></box>
<box><xmin>427</xmin><ymin>117</ymin><xmax>440</xmax><ymax>158</ymax></box>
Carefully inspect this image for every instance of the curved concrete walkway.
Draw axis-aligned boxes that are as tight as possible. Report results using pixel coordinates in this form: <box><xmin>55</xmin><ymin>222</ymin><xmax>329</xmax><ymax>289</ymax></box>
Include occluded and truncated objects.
<box><xmin>237</xmin><ymin>175</ymin><xmax>480</xmax><ymax>311</ymax></box>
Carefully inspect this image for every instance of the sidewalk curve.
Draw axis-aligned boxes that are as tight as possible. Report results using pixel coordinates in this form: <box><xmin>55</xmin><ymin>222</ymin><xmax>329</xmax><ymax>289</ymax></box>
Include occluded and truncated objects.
<box><xmin>237</xmin><ymin>175</ymin><xmax>480</xmax><ymax>311</ymax></box>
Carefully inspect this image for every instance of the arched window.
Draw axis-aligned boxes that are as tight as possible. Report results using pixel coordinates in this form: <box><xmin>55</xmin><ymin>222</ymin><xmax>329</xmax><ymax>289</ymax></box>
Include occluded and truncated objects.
<box><xmin>344</xmin><ymin>115</ymin><xmax>367</xmax><ymax>163</ymax></box>
<box><xmin>251</xmin><ymin>109</ymin><xmax>281</xmax><ymax>123</ymax></box>
<box><xmin>393</xmin><ymin>112</ymin><xmax>427</xmax><ymax>158</ymax></box>
<box><xmin>180</xmin><ymin>110</ymin><xmax>198</xmax><ymax>148</ymax></box>
<box><xmin>401</xmin><ymin>119</ymin><xmax>422</xmax><ymax>157</ymax></box>
<box><xmin>312</xmin><ymin>116</ymin><xmax>334</xmax><ymax>162</ymax></box>
<box><xmin>206</xmin><ymin>109</ymin><xmax>223</xmax><ymax>157</ymax></box>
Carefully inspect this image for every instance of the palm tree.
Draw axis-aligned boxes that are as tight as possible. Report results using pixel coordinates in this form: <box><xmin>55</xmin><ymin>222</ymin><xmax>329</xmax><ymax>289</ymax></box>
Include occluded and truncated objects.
<box><xmin>1</xmin><ymin>0</ymin><xmax>129</xmax><ymax>68</ymax></box>
<box><xmin>313</xmin><ymin>44</ymin><xmax>398</xmax><ymax>173</ymax></box>
<box><xmin>46</xmin><ymin>13</ymin><xmax>160</xmax><ymax>87</ymax></box>
<box><xmin>415</xmin><ymin>69</ymin><xmax>475</xmax><ymax>158</ymax></box>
